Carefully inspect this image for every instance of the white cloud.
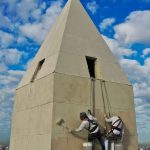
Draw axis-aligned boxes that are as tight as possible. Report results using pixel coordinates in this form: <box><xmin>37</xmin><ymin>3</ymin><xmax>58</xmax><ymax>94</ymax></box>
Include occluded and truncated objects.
<box><xmin>86</xmin><ymin>1</ymin><xmax>99</xmax><ymax>14</ymax></box>
<box><xmin>0</xmin><ymin>31</ymin><xmax>14</xmax><ymax>48</ymax></box>
<box><xmin>31</xmin><ymin>9</ymin><xmax>42</xmax><ymax>20</ymax></box>
<box><xmin>3</xmin><ymin>0</ymin><xmax>46</xmax><ymax>23</ymax></box>
<box><xmin>142</xmin><ymin>48</ymin><xmax>150</xmax><ymax>57</ymax></box>
<box><xmin>0</xmin><ymin>70</ymin><xmax>24</xmax><ymax>96</ymax></box>
<box><xmin>135</xmin><ymin>98</ymin><xmax>144</xmax><ymax>107</ymax></box>
<box><xmin>0</xmin><ymin>69</ymin><xmax>24</xmax><ymax>145</ymax></box>
<box><xmin>0</xmin><ymin>1</ymin><xmax>64</xmax><ymax>144</ymax></box>
<box><xmin>103</xmin><ymin>34</ymin><xmax>150</xmax><ymax>129</ymax></box>
<box><xmin>17</xmin><ymin>0</ymin><xmax>38</xmax><ymax>22</ymax></box>
<box><xmin>0</xmin><ymin>112</ymin><xmax>6</xmax><ymax>120</ymax></box>
<box><xmin>0</xmin><ymin>49</ymin><xmax>25</xmax><ymax>65</ymax></box>
<box><xmin>16</xmin><ymin>36</ymin><xmax>27</xmax><ymax>44</ymax></box>
<box><xmin>0</xmin><ymin>64</ymin><xmax>8</xmax><ymax>73</ymax></box>
<box><xmin>114</xmin><ymin>10</ymin><xmax>150</xmax><ymax>44</ymax></box>
<box><xmin>20</xmin><ymin>0</ymin><xmax>63</xmax><ymax>43</ymax></box>
<box><xmin>103</xmin><ymin>35</ymin><xmax>137</xmax><ymax>60</ymax></box>
<box><xmin>134</xmin><ymin>83</ymin><xmax>150</xmax><ymax>100</ymax></box>
<box><xmin>100</xmin><ymin>18</ymin><xmax>116</xmax><ymax>31</ymax></box>
<box><xmin>119</xmin><ymin>58</ymin><xmax>150</xmax><ymax>100</ymax></box>
<box><xmin>0</xmin><ymin>13</ymin><xmax>12</xmax><ymax>29</ymax></box>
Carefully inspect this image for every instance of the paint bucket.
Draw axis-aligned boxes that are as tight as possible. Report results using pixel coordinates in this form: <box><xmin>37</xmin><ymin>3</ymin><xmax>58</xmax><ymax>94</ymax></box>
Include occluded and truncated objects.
<box><xmin>83</xmin><ymin>142</ymin><xmax>92</xmax><ymax>150</ymax></box>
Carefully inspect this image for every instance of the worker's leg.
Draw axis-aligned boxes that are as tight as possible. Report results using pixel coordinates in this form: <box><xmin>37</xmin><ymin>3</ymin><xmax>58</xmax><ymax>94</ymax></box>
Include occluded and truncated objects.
<box><xmin>104</xmin><ymin>139</ymin><xmax>109</xmax><ymax>150</ymax></box>
<box><xmin>110</xmin><ymin>141</ymin><xmax>115</xmax><ymax>150</ymax></box>
<box><xmin>96</xmin><ymin>131</ymin><xmax>105</xmax><ymax>150</ymax></box>
<box><xmin>97</xmin><ymin>136</ymin><xmax>105</xmax><ymax>150</ymax></box>
<box><xmin>88</xmin><ymin>134</ymin><xmax>96</xmax><ymax>150</ymax></box>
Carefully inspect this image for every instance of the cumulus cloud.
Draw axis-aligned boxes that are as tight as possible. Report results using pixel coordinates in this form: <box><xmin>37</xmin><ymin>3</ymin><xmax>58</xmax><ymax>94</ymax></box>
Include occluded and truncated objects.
<box><xmin>0</xmin><ymin>0</ymin><xmax>65</xmax><ymax>145</ymax></box>
<box><xmin>0</xmin><ymin>69</ymin><xmax>24</xmax><ymax>145</ymax></box>
<box><xmin>103</xmin><ymin>35</ymin><xmax>137</xmax><ymax>60</ymax></box>
<box><xmin>142</xmin><ymin>48</ymin><xmax>150</xmax><ymax>57</ymax></box>
<box><xmin>1</xmin><ymin>0</ymin><xmax>46</xmax><ymax>23</ymax></box>
<box><xmin>0</xmin><ymin>13</ymin><xmax>12</xmax><ymax>29</ymax></box>
<box><xmin>0</xmin><ymin>49</ymin><xmax>25</xmax><ymax>66</ymax></box>
<box><xmin>0</xmin><ymin>64</ymin><xmax>8</xmax><ymax>72</ymax></box>
<box><xmin>120</xmin><ymin>58</ymin><xmax>150</xmax><ymax>81</ymax></box>
<box><xmin>20</xmin><ymin>0</ymin><xmax>63</xmax><ymax>43</ymax></box>
<box><xmin>86</xmin><ymin>1</ymin><xmax>99</xmax><ymax>14</ymax></box>
<box><xmin>103</xmin><ymin>33</ymin><xmax>150</xmax><ymax>136</ymax></box>
<box><xmin>114</xmin><ymin>10</ymin><xmax>150</xmax><ymax>44</ymax></box>
<box><xmin>100</xmin><ymin>18</ymin><xmax>116</xmax><ymax>31</ymax></box>
<box><xmin>102</xmin><ymin>12</ymin><xmax>150</xmax><ymax>128</ymax></box>
<box><xmin>0</xmin><ymin>31</ymin><xmax>14</xmax><ymax>48</ymax></box>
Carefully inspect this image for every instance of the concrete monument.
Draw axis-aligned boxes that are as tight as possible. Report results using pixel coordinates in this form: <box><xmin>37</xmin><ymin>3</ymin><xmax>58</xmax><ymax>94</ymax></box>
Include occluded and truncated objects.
<box><xmin>10</xmin><ymin>0</ymin><xmax>138</xmax><ymax>149</ymax></box>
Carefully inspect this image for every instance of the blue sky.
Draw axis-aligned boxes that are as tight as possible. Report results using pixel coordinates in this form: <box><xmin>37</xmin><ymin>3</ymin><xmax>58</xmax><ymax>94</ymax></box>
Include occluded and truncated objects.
<box><xmin>0</xmin><ymin>0</ymin><xmax>150</xmax><ymax>146</ymax></box>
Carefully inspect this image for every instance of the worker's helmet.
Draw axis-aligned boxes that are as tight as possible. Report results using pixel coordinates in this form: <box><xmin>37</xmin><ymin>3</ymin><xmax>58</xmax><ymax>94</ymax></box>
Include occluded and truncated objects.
<box><xmin>80</xmin><ymin>112</ymin><xmax>87</xmax><ymax>120</ymax></box>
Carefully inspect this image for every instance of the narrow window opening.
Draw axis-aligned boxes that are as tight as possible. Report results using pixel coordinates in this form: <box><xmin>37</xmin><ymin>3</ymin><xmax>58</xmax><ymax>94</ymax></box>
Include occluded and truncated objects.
<box><xmin>31</xmin><ymin>58</ymin><xmax>45</xmax><ymax>82</ymax></box>
<box><xmin>86</xmin><ymin>56</ymin><xmax>97</xmax><ymax>78</ymax></box>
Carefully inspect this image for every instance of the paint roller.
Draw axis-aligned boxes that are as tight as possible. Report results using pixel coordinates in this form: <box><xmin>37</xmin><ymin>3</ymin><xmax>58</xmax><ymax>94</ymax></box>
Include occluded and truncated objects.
<box><xmin>56</xmin><ymin>118</ymin><xmax>70</xmax><ymax>131</ymax></box>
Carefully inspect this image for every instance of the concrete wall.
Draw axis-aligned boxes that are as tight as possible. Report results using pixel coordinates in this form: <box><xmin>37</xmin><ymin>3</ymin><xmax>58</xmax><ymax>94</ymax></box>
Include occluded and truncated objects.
<box><xmin>10</xmin><ymin>71</ymin><xmax>138</xmax><ymax>150</ymax></box>
<box><xmin>51</xmin><ymin>73</ymin><xmax>138</xmax><ymax>150</ymax></box>
<box><xmin>10</xmin><ymin>75</ymin><xmax>54</xmax><ymax>150</ymax></box>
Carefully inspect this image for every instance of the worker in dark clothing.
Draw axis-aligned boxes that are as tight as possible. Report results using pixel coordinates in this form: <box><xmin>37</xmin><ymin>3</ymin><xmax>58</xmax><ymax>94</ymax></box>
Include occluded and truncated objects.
<box><xmin>70</xmin><ymin>112</ymin><xmax>105</xmax><ymax>150</ymax></box>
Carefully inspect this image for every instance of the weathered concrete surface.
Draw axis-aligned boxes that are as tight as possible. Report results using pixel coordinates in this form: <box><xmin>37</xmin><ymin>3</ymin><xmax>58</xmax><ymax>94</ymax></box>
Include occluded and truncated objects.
<box><xmin>10</xmin><ymin>0</ymin><xmax>138</xmax><ymax>149</ymax></box>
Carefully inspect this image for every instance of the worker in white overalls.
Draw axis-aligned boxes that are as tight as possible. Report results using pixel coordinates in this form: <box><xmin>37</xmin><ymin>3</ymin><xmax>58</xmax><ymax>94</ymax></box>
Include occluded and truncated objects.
<box><xmin>70</xmin><ymin>111</ymin><xmax>105</xmax><ymax>150</ymax></box>
<box><xmin>104</xmin><ymin>114</ymin><xmax>123</xmax><ymax>150</ymax></box>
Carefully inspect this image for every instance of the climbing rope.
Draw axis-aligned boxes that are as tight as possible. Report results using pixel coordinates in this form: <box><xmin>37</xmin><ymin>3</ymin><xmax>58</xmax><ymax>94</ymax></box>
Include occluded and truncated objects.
<box><xmin>103</xmin><ymin>81</ymin><xmax>112</xmax><ymax>117</ymax></box>
<box><xmin>90</xmin><ymin>78</ymin><xmax>93</xmax><ymax>114</ymax></box>
<box><xmin>100</xmin><ymin>79</ymin><xmax>107</xmax><ymax>115</ymax></box>
<box><xmin>100</xmin><ymin>79</ymin><xmax>108</xmax><ymax>131</ymax></box>
<box><xmin>100</xmin><ymin>79</ymin><xmax>112</xmax><ymax>117</ymax></box>
<box><xmin>90</xmin><ymin>78</ymin><xmax>96</xmax><ymax>115</ymax></box>
<box><xmin>90</xmin><ymin>78</ymin><xmax>112</xmax><ymax>117</ymax></box>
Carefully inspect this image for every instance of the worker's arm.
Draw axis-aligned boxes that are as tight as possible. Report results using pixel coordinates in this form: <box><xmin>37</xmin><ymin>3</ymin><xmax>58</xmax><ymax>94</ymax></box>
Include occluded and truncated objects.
<box><xmin>70</xmin><ymin>122</ymin><xmax>86</xmax><ymax>133</ymax></box>
<box><xmin>74</xmin><ymin>122</ymin><xmax>85</xmax><ymax>132</ymax></box>
<box><xmin>105</xmin><ymin>117</ymin><xmax>113</xmax><ymax>122</ymax></box>
<box><xmin>104</xmin><ymin>114</ymin><xmax>112</xmax><ymax>123</ymax></box>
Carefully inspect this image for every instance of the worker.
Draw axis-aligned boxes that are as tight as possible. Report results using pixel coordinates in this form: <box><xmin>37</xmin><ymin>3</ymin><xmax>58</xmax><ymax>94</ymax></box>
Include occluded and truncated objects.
<box><xmin>104</xmin><ymin>114</ymin><xmax>123</xmax><ymax>150</ymax></box>
<box><xmin>70</xmin><ymin>111</ymin><xmax>105</xmax><ymax>150</ymax></box>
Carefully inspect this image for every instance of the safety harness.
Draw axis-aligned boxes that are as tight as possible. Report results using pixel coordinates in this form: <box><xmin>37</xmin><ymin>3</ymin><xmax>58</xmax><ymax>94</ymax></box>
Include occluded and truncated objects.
<box><xmin>111</xmin><ymin>117</ymin><xmax>123</xmax><ymax>133</ymax></box>
<box><xmin>105</xmin><ymin>117</ymin><xmax>123</xmax><ymax>141</ymax></box>
<box><xmin>87</xmin><ymin>118</ymin><xmax>99</xmax><ymax>133</ymax></box>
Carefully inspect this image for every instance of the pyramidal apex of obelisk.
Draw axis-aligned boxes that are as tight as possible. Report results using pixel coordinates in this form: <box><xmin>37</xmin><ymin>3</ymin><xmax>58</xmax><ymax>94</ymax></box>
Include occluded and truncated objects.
<box><xmin>10</xmin><ymin>0</ymin><xmax>138</xmax><ymax>149</ymax></box>
<box><xmin>18</xmin><ymin>0</ymin><xmax>130</xmax><ymax>88</ymax></box>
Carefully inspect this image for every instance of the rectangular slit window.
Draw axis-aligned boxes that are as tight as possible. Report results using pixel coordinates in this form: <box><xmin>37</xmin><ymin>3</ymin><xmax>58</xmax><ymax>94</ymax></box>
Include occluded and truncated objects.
<box><xmin>30</xmin><ymin>58</ymin><xmax>45</xmax><ymax>82</ymax></box>
<box><xmin>86</xmin><ymin>56</ymin><xmax>97</xmax><ymax>78</ymax></box>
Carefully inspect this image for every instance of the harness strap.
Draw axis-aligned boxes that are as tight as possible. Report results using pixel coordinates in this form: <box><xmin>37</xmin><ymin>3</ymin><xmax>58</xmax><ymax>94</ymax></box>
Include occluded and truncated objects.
<box><xmin>87</xmin><ymin>118</ymin><xmax>98</xmax><ymax>133</ymax></box>
<box><xmin>89</xmin><ymin>125</ymin><xmax>98</xmax><ymax>133</ymax></box>
<box><xmin>112</xmin><ymin>118</ymin><xmax>121</xmax><ymax>126</ymax></box>
<box><xmin>111</xmin><ymin>117</ymin><xmax>123</xmax><ymax>133</ymax></box>
<box><xmin>112</xmin><ymin>126</ymin><xmax>122</xmax><ymax>132</ymax></box>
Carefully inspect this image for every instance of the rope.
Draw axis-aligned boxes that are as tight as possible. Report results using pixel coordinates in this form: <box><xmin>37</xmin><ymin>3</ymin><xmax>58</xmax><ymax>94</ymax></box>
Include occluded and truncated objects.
<box><xmin>92</xmin><ymin>78</ymin><xmax>96</xmax><ymax>116</ymax></box>
<box><xmin>100</xmin><ymin>79</ymin><xmax>114</xmax><ymax>134</ymax></box>
<box><xmin>100</xmin><ymin>80</ymin><xmax>107</xmax><ymax>114</ymax></box>
<box><xmin>100</xmin><ymin>80</ymin><xmax>108</xmax><ymax>131</ymax></box>
<box><xmin>90</xmin><ymin>78</ymin><xmax>96</xmax><ymax>115</ymax></box>
<box><xmin>90</xmin><ymin>78</ymin><xmax>93</xmax><ymax>114</ymax></box>
<box><xmin>103</xmin><ymin>81</ymin><xmax>112</xmax><ymax>117</ymax></box>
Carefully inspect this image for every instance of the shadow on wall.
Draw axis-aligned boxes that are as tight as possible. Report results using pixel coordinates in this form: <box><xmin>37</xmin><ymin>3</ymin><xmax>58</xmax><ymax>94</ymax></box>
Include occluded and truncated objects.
<box><xmin>72</xmin><ymin>131</ymin><xmax>87</xmax><ymax>141</ymax></box>
<box><xmin>123</xmin><ymin>124</ymin><xmax>130</xmax><ymax>150</ymax></box>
